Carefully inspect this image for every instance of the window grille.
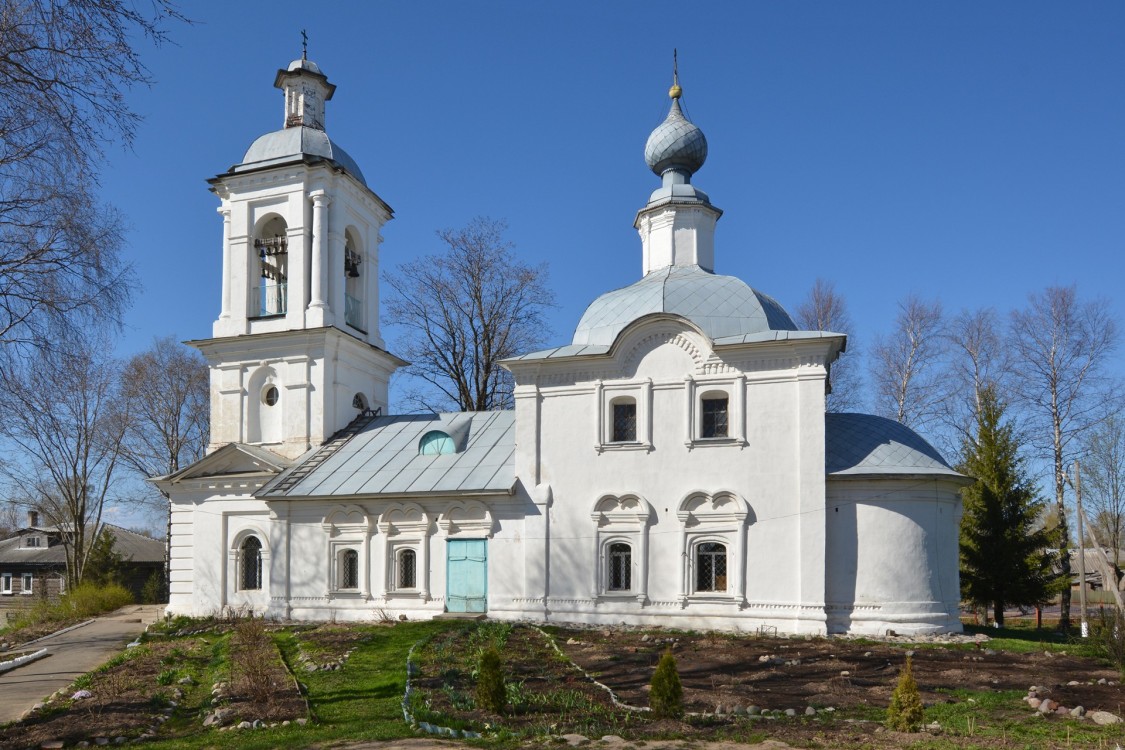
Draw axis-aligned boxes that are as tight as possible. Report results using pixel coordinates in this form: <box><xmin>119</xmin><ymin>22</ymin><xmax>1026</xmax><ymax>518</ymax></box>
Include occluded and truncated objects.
<box><xmin>340</xmin><ymin>549</ymin><xmax>359</xmax><ymax>589</ymax></box>
<box><xmin>702</xmin><ymin>397</ymin><xmax>729</xmax><ymax>438</ymax></box>
<box><xmin>612</xmin><ymin>402</ymin><xmax>637</xmax><ymax>442</ymax></box>
<box><xmin>696</xmin><ymin>542</ymin><xmax>727</xmax><ymax>592</ymax></box>
<box><xmin>398</xmin><ymin>549</ymin><xmax>417</xmax><ymax>589</ymax></box>
<box><xmin>241</xmin><ymin>536</ymin><xmax>263</xmax><ymax>591</ymax></box>
<box><xmin>607</xmin><ymin>543</ymin><xmax>632</xmax><ymax>591</ymax></box>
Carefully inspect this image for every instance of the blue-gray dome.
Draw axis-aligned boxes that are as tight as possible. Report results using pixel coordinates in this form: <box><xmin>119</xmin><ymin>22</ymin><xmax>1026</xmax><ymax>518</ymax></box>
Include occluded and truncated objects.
<box><xmin>237</xmin><ymin>127</ymin><xmax>366</xmax><ymax>186</ymax></box>
<box><xmin>825</xmin><ymin>413</ymin><xmax>966</xmax><ymax>480</ymax></box>
<box><xmin>644</xmin><ymin>98</ymin><xmax>708</xmax><ymax>177</ymax></box>
<box><xmin>572</xmin><ymin>264</ymin><xmax>797</xmax><ymax>347</ymax></box>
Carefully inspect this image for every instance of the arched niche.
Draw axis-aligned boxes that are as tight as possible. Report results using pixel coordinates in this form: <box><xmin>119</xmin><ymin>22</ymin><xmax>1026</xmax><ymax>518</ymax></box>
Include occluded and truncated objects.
<box><xmin>378</xmin><ymin>503</ymin><xmax>431</xmax><ymax>600</ymax></box>
<box><xmin>246</xmin><ymin>364</ymin><xmax>281</xmax><ymax>445</ymax></box>
<box><xmin>343</xmin><ymin>226</ymin><xmax>364</xmax><ymax>330</ymax></box>
<box><xmin>252</xmin><ymin>214</ymin><xmax>289</xmax><ymax>318</ymax></box>
<box><xmin>675</xmin><ymin>490</ymin><xmax>750</xmax><ymax>604</ymax></box>
<box><xmin>321</xmin><ymin>504</ymin><xmax>373</xmax><ymax>598</ymax></box>
<box><xmin>588</xmin><ymin>493</ymin><xmax>653</xmax><ymax>603</ymax></box>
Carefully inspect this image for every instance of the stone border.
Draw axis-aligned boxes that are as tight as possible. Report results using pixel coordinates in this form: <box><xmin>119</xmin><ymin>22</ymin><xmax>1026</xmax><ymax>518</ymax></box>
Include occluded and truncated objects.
<box><xmin>528</xmin><ymin>625</ymin><xmax>651</xmax><ymax>713</ymax></box>
<box><xmin>0</xmin><ymin>647</ymin><xmax>49</xmax><ymax>674</ymax></box>
<box><xmin>16</xmin><ymin>619</ymin><xmax>96</xmax><ymax>648</ymax></box>
<box><xmin>401</xmin><ymin>638</ymin><xmax>482</xmax><ymax>739</ymax></box>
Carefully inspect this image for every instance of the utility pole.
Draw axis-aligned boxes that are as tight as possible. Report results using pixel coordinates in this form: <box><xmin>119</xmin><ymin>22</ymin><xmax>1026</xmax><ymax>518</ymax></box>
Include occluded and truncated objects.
<box><xmin>1075</xmin><ymin>460</ymin><xmax>1088</xmax><ymax>637</ymax></box>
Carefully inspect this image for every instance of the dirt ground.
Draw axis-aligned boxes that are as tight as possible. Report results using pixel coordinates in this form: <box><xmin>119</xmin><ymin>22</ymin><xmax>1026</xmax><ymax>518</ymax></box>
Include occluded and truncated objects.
<box><xmin>554</xmin><ymin>627</ymin><xmax>1125</xmax><ymax>715</ymax></box>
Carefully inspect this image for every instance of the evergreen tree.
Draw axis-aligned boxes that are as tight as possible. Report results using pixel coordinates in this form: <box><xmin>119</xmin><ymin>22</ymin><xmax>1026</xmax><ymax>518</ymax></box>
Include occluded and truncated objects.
<box><xmin>959</xmin><ymin>385</ymin><xmax>1061</xmax><ymax>625</ymax></box>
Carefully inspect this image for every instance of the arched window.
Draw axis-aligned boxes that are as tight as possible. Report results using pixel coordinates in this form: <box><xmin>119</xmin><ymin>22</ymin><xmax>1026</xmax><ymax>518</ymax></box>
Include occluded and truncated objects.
<box><xmin>339</xmin><ymin>549</ymin><xmax>359</xmax><ymax>589</ymax></box>
<box><xmin>610</xmin><ymin>397</ymin><xmax>637</xmax><ymax>442</ymax></box>
<box><xmin>398</xmin><ymin>549</ymin><xmax>417</xmax><ymax>589</ymax></box>
<box><xmin>344</xmin><ymin>231</ymin><xmax>364</xmax><ymax>330</ymax></box>
<box><xmin>253</xmin><ymin>216</ymin><xmax>288</xmax><ymax>318</ymax></box>
<box><xmin>240</xmin><ymin>536</ymin><xmax>263</xmax><ymax>591</ymax></box>
<box><xmin>696</xmin><ymin>542</ymin><xmax>727</xmax><ymax>592</ymax></box>
<box><xmin>607</xmin><ymin>542</ymin><xmax>632</xmax><ymax>591</ymax></box>
<box><xmin>419</xmin><ymin>431</ymin><xmax>455</xmax><ymax>455</ymax></box>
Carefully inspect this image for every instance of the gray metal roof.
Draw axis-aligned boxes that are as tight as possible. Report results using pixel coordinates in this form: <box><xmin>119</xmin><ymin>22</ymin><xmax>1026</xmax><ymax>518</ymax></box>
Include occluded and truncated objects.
<box><xmin>572</xmin><ymin>264</ymin><xmax>798</xmax><ymax>347</ymax></box>
<box><xmin>0</xmin><ymin>524</ymin><xmax>165</xmax><ymax>565</ymax></box>
<box><xmin>235</xmin><ymin>126</ymin><xmax>366</xmax><ymax>185</ymax></box>
<box><xmin>825</xmin><ymin>413</ymin><xmax>967</xmax><ymax>480</ymax></box>
<box><xmin>258</xmin><ymin>411</ymin><xmax>515</xmax><ymax>498</ymax></box>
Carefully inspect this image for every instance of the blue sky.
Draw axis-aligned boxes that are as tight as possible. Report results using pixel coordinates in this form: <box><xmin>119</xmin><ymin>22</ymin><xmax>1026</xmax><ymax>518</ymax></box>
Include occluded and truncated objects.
<box><xmin>104</xmin><ymin>1</ymin><xmax>1125</xmax><ymax>407</ymax></box>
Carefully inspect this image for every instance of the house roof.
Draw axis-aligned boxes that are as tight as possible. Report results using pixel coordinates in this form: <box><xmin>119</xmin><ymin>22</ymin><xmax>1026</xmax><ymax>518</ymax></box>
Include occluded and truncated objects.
<box><xmin>0</xmin><ymin>524</ymin><xmax>165</xmax><ymax>566</ymax></box>
<box><xmin>258</xmin><ymin>410</ymin><xmax>516</xmax><ymax>499</ymax></box>
<box><xmin>825</xmin><ymin>413</ymin><xmax>969</xmax><ymax>482</ymax></box>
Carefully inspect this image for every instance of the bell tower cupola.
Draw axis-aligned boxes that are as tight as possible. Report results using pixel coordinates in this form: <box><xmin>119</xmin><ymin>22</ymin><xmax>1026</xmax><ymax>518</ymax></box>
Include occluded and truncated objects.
<box><xmin>193</xmin><ymin>50</ymin><xmax>405</xmax><ymax>460</ymax></box>
<box><xmin>635</xmin><ymin>57</ymin><xmax>723</xmax><ymax>275</ymax></box>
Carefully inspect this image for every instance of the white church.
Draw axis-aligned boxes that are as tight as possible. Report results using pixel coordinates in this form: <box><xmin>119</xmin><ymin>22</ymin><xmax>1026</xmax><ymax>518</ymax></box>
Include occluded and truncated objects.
<box><xmin>156</xmin><ymin>55</ymin><xmax>970</xmax><ymax>635</ymax></box>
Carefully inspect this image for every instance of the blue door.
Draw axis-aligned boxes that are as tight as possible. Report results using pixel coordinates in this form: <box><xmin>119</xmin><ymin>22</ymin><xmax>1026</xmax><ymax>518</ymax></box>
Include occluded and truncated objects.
<box><xmin>446</xmin><ymin>539</ymin><xmax>487</xmax><ymax>613</ymax></box>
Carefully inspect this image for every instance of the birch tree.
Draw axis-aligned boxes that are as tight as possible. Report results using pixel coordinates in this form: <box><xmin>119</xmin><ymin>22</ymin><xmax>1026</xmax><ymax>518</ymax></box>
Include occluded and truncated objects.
<box><xmin>384</xmin><ymin>217</ymin><xmax>554</xmax><ymax>412</ymax></box>
<box><xmin>795</xmin><ymin>278</ymin><xmax>863</xmax><ymax>412</ymax></box>
<box><xmin>871</xmin><ymin>295</ymin><xmax>945</xmax><ymax>430</ymax></box>
<box><xmin>1009</xmin><ymin>285</ymin><xmax>1119</xmax><ymax>628</ymax></box>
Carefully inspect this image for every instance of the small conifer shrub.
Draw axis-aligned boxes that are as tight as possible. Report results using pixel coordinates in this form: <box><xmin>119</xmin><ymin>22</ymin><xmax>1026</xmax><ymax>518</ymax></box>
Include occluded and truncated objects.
<box><xmin>475</xmin><ymin>647</ymin><xmax>506</xmax><ymax>713</ymax></box>
<box><xmin>649</xmin><ymin>648</ymin><xmax>684</xmax><ymax>718</ymax></box>
<box><xmin>885</xmin><ymin>655</ymin><xmax>924</xmax><ymax>731</ymax></box>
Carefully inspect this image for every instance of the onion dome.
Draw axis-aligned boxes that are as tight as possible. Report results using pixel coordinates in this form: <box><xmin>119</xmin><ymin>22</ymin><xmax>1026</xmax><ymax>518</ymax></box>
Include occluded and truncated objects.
<box><xmin>644</xmin><ymin>88</ymin><xmax>708</xmax><ymax>178</ymax></box>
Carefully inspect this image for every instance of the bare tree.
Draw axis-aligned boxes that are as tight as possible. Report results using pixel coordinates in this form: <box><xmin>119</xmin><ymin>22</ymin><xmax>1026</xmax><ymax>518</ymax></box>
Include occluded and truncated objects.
<box><xmin>937</xmin><ymin>307</ymin><xmax>1011</xmax><ymax>452</ymax></box>
<box><xmin>0</xmin><ymin>331</ymin><xmax>126</xmax><ymax>586</ymax></box>
<box><xmin>795</xmin><ymin>278</ymin><xmax>863</xmax><ymax>412</ymax></box>
<box><xmin>1082</xmin><ymin>416</ymin><xmax>1125</xmax><ymax>567</ymax></box>
<box><xmin>118</xmin><ymin>336</ymin><xmax>209</xmax><ymax>480</ymax></box>
<box><xmin>1009</xmin><ymin>285</ymin><xmax>1119</xmax><ymax>628</ymax></box>
<box><xmin>384</xmin><ymin>217</ymin><xmax>555</xmax><ymax>411</ymax></box>
<box><xmin>0</xmin><ymin>1</ymin><xmax>186</xmax><ymax>347</ymax></box>
<box><xmin>870</xmin><ymin>295</ymin><xmax>945</xmax><ymax>430</ymax></box>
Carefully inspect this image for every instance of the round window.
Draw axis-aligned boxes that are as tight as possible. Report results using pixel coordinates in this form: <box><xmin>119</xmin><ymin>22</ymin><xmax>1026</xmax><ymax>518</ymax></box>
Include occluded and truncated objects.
<box><xmin>263</xmin><ymin>385</ymin><xmax>279</xmax><ymax>407</ymax></box>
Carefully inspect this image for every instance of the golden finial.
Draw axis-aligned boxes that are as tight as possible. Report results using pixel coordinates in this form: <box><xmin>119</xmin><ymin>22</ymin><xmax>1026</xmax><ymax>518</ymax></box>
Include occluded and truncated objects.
<box><xmin>669</xmin><ymin>48</ymin><xmax>682</xmax><ymax>99</ymax></box>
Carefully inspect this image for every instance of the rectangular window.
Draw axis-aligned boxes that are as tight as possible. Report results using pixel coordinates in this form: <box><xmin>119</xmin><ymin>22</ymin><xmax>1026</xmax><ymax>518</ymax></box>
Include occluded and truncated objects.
<box><xmin>21</xmin><ymin>573</ymin><xmax>32</xmax><ymax>595</ymax></box>
<box><xmin>1</xmin><ymin>574</ymin><xmax>10</xmax><ymax>594</ymax></box>
<box><xmin>612</xmin><ymin>402</ymin><xmax>637</xmax><ymax>442</ymax></box>
<box><xmin>25</xmin><ymin>536</ymin><xmax>41</xmax><ymax>548</ymax></box>
<box><xmin>701</xmin><ymin>397</ymin><xmax>729</xmax><ymax>438</ymax></box>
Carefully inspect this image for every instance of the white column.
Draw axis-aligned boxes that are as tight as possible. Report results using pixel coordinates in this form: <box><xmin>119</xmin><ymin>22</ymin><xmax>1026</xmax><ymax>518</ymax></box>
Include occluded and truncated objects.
<box><xmin>593</xmin><ymin>380</ymin><xmax>604</xmax><ymax>451</ymax></box>
<box><xmin>420</xmin><ymin>519</ymin><xmax>431</xmax><ymax>601</ymax></box>
<box><xmin>218</xmin><ymin>205</ymin><xmax>232</xmax><ymax>320</ymax></box>
<box><xmin>308</xmin><ymin>191</ymin><xmax>330</xmax><ymax>325</ymax></box>
<box><xmin>636</xmin><ymin>522</ymin><xmax>649</xmax><ymax>604</ymax></box>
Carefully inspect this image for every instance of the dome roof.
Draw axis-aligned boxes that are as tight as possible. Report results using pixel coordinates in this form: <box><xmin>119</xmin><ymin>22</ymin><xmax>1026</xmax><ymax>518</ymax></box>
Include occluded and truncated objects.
<box><xmin>644</xmin><ymin>98</ymin><xmax>708</xmax><ymax>177</ymax></box>
<box><xmin>825</xmin><ymin>413</ymin><xmax>967</xmax><ymax>480</ymax></box>
<box><xmin>237</xmin><ymin>126</ymin><xmax>366</xmax><ymax>186</ymax></box>
<box><xmin>286</xmin><ymin>57</ymin><xmax>324</xmax><ymax>76</ymax></box>
<box><xmin>572</xmin><ymin>264</ymin><xmax>797</xmax><ymax>347</ymax></box>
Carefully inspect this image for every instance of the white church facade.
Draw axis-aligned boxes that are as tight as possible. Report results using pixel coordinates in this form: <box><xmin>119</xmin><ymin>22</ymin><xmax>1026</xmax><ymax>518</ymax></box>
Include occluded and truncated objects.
<box><xmin>156</xmin><ymin>57</ymin><xmax>970</xmax><ymax>636</ymax></box>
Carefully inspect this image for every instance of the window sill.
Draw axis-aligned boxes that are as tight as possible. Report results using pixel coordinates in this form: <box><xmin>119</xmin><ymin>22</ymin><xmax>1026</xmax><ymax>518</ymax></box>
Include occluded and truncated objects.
<box><xmin>686</xmin><ymin>437</ymin><xmax>745</xmax><ymax>449</ymax></box>
<box><xmin>248</xmin><ymin>313</ymin><xmax>286</xmax><ymax>321</ymax></box>
<box><xmin>19</xmin><ymin>592</ymin><xmax>33</xmax><ymax>596</ymax></box>
<box><xmin>596</xmin><ymin>442</ymin><xmax>652</xmax><ymax>454</ymax></box>
<box><xmin>0</xmin><ymin>592</ymin><xmax>11</xmax><ymax>596</ymax></box>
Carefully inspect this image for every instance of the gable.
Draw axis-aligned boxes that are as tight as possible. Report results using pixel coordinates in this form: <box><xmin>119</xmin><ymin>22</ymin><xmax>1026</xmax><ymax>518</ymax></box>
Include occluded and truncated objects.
<box><xmin>153</xmin><ymin>443</ymin><xmax>291</xmax><ymax>487</ymax></box>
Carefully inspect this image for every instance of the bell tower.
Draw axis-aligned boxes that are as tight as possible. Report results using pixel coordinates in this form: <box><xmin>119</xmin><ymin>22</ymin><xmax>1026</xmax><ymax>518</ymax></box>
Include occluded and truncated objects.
<box><xmin>191</xmin><ymin>54</ymin><xmax>405</xmax><ymax>460</ymax></box>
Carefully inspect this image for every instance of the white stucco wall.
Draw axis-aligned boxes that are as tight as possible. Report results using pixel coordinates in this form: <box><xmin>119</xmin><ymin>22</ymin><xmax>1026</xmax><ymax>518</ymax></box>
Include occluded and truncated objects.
<box><xmin>825</xmin><ymin>478</ymin><xmax>963</xmax><ymax>635</ymax></box>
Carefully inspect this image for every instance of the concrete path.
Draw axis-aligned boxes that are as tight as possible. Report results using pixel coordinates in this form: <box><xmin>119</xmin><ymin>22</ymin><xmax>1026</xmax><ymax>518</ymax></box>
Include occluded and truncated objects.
<box><xmin>0</xmin><ymin>604</ymin><xmax>163</xmax><ymax>725</ymax></box>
